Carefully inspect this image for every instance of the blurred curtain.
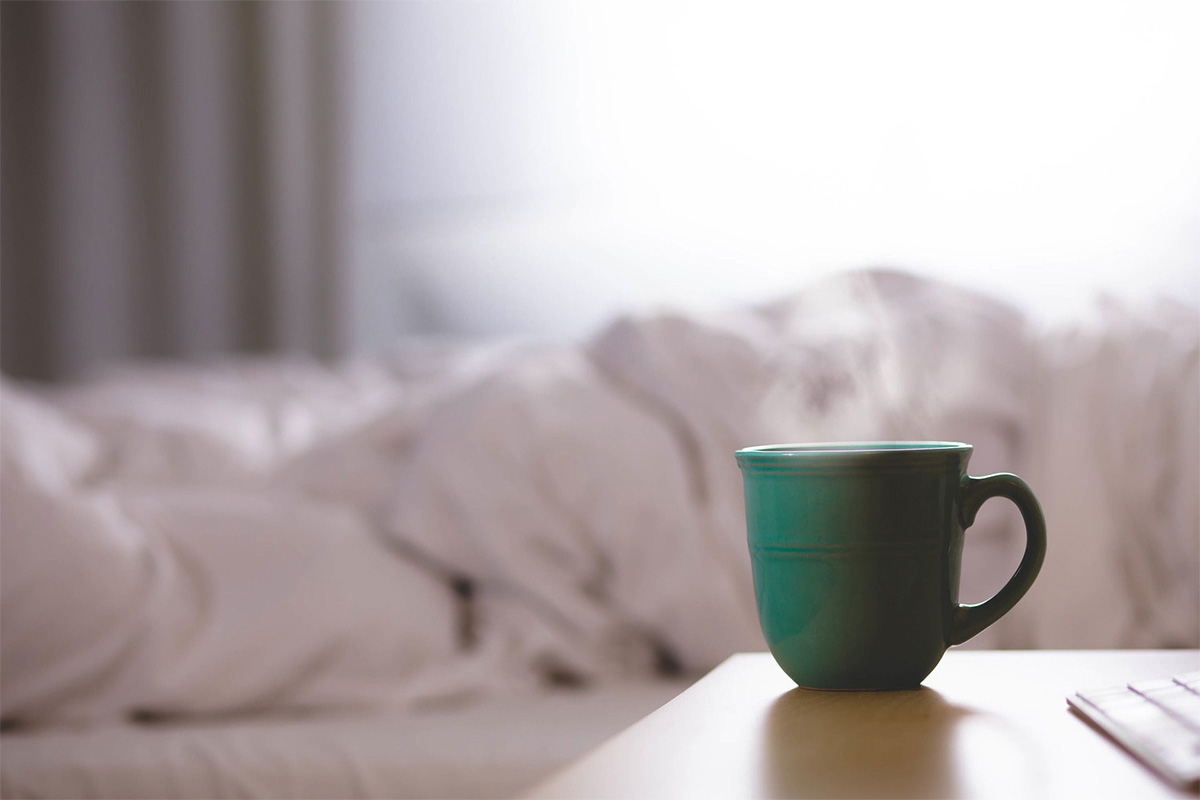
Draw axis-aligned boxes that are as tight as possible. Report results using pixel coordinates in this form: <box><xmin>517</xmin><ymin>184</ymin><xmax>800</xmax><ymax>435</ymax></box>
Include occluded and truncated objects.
<box><xmin>1</xmin><ymin>1</ymin><xmax>348</xmax><ymax>382</ymax></box>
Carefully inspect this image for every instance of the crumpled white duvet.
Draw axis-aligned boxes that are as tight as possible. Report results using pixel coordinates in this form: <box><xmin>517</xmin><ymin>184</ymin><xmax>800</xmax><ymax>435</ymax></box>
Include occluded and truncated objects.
<box><xmin>1</xmin><ymin>269</ymin><xmax>1196</xmax><ymax>726</ymax></box>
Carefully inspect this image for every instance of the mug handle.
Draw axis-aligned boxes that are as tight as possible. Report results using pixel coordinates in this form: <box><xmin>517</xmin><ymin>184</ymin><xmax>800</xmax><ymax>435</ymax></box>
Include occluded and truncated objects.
<box><xmin>948</xmin><ymin>473</ymin><xmax>1047</xmax><ymax>645</ymax></box>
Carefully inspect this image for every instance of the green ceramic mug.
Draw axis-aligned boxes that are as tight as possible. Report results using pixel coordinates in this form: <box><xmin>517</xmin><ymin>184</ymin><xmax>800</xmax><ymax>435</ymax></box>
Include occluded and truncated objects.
<box><xmin>735</xmin><ymin>442</ymin><xmax>1045</xmax><ymax>690</ymax></box>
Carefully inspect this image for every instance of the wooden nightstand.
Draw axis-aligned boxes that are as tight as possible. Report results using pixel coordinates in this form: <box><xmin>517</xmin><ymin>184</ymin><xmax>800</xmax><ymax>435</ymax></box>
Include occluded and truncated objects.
<box><xmin>527</xmin><ymin>650</ymin><xmax>1200</xmax><ymax>799</ymax></box>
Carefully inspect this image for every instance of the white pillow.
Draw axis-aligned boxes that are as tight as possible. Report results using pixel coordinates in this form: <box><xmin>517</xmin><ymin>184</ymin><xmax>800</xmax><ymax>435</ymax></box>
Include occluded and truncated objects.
<box><xmin>0</xmin><ymin>472</ymin><xmax>155</xmax><ymax>722</ymax></box>
<box><xmin>0</xmin><ymin>380</ymin><xmax>100</xmax><ymax>491</ymax></box>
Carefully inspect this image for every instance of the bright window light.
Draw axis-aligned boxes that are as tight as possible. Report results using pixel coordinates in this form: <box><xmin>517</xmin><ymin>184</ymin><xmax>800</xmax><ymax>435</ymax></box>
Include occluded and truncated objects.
<box><xmin>352</xmin><ymin>1</ymin><xmax>1200</xmax><ymax>343</ymax></box>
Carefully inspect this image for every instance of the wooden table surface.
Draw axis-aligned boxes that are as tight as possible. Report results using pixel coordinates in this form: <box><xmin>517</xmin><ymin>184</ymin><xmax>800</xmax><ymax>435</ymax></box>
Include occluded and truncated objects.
<box><xmin>527</xmin><ymin>650</ymin><xmax>1200</xmax><ymax>799</ymax></box>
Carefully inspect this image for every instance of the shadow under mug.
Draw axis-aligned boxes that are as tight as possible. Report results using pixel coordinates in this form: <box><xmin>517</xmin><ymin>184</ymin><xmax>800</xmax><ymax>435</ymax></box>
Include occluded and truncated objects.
<box><xmin>735</xmin><ymin>442</ymin><xmax>1046</xmax><ymax>690</ymax></box>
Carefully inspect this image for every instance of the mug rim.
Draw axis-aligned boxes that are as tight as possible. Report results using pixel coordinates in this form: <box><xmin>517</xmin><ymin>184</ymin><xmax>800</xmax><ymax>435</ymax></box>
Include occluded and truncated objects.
<box><xmin>736</xmin><ymin>441</ymin><xmax>972</xmax><ymax>458</ymax></box>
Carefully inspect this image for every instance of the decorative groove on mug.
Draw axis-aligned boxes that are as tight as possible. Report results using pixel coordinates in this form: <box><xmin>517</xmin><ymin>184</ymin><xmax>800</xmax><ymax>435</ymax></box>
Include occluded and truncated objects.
<box><xmin>752</xmin><ymin>541</ymin><xmax>942</xmax><ymax>557</ymax></box>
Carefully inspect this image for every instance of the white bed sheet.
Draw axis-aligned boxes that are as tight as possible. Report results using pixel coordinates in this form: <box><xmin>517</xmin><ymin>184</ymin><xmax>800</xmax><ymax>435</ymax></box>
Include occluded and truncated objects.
<box><xmin>0</xmin><ymin>679</ymin><xmax>691</xmax><ymax>800</ymax></box>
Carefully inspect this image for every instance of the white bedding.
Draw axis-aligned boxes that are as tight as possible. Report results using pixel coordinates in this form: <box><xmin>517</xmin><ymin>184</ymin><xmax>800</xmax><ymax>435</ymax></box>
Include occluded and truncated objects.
<box><xmin>1</xmin><ymin>269</ymin><xmax>1196</xmax><ymax>736</ymax></box>
<box><xmin>0</xmin><ymin>679</ymin><xmax>689</xmax><ymax>799</ymax></box>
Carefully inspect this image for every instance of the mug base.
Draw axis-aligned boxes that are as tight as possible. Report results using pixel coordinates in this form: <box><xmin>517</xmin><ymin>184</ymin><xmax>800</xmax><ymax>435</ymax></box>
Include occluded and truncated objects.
<box><xmin>793</xmin><ymin>682</ymin><xmax>925</xmax><ymax>692</ymax></box>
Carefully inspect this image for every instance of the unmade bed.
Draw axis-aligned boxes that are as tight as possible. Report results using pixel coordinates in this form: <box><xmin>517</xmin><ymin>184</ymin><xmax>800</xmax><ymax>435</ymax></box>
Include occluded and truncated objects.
<box><xmin>2</xmin><ymin>270</ymin><xmax>1196</xmax><ymax>799</ymax></box>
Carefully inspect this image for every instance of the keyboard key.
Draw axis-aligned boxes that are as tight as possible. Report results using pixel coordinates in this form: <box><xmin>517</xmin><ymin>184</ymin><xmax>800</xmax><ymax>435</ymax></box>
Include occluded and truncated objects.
<box><xmin>1131</xmin><ymin>679</ymin><xmax>1200</xmax><ymax>733</ymax></box>
<box><xmin>1173</xmin><ymin>671</ymin><xmax>1200</xmax><ymax>693</ymax></box>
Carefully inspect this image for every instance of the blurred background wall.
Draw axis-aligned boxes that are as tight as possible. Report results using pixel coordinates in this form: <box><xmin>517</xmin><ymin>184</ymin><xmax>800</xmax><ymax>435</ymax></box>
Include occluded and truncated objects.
<box><xmin>4</xmin><ymin>1</ymin><xmax>1199</xmax><ymax>381</ymax></box>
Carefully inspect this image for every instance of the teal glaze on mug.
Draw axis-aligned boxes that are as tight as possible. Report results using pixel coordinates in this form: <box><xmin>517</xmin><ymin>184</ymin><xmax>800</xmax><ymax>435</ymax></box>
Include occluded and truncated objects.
<box><xmin>735</xmin><ymin>442</ymin><xmax>1046</xmax><ymax>690</ymax></box>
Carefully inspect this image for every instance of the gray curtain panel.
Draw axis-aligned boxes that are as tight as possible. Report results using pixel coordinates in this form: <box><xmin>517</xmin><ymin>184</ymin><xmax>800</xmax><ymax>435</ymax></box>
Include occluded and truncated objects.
<box><xmin>1</xmin><ymin>1</ymin><xmax>349</xmax><ymax>382</ymax></box>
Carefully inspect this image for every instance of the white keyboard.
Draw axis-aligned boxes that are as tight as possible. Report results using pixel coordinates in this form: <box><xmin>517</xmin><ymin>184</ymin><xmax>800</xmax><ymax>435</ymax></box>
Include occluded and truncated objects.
<box><xmin>1068</xmin><ymin>670</ymin><xmax>1200</xmax><ymax>790</ymax></box>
